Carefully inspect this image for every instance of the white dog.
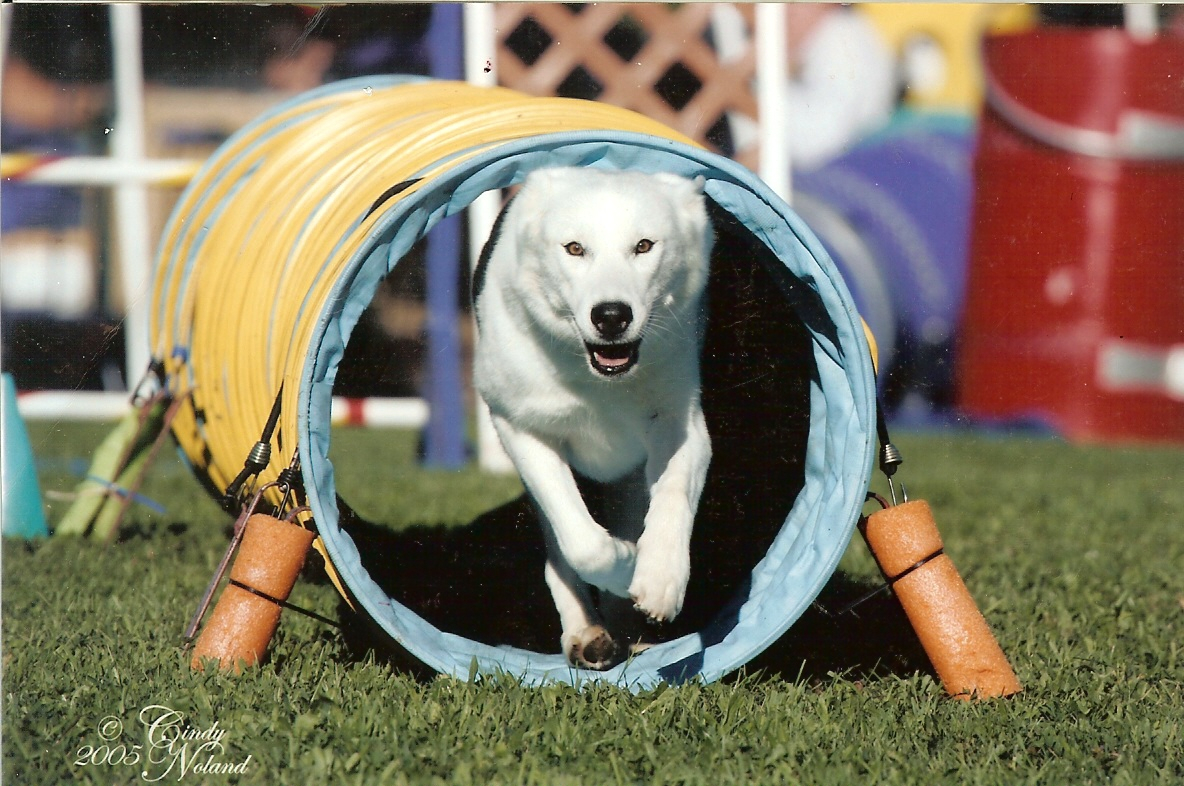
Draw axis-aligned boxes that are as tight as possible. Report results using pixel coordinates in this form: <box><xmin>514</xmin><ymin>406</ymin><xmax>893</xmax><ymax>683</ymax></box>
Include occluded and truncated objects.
<box><xmin>472</xmin><ymin>167</ymin><xmax>714</xmax><ymax>669</ymax></box>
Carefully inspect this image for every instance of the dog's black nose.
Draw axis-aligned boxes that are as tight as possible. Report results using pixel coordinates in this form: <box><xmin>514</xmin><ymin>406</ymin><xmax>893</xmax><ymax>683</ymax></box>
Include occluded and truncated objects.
<box><xmin>590</xmin><ymin>301</ymin><xmax>633</xmax><ymax>340</ymax></box>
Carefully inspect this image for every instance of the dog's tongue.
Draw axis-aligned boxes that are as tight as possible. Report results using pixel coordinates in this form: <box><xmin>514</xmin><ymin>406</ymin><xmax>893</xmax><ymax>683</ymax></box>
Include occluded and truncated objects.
<box><xmin>594</xmin><ymin>347</ymin><xmax>632</xmax><ymax>368</ymax></box>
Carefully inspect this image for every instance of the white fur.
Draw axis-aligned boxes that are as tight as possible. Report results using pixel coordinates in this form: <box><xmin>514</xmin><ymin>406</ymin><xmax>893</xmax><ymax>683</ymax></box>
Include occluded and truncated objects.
<box><xmin>472</xmin><ymin>167</ymin><xmax>713</xmax><ymax>669</ymax></box>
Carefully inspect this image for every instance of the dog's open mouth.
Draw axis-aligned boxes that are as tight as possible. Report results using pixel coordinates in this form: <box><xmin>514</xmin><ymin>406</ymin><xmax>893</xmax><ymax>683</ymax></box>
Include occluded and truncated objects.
<box><xmin>586</xmin><ymin>340</ymin><xmax>641</xmax><ymax>376</ymax></box>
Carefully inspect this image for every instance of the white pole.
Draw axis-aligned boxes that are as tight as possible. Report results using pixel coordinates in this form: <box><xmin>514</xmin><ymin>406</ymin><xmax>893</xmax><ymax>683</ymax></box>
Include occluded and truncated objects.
<box><xmin>463</xmin><ymin>3</ymin><xmax>498</xmax><ymax>89</ymax></box>
<box><xmin>462</xmin><ymin>4</ymin><xmax>499</xmax><ymax>281</ymax></box>
<box><xmin>1</xmin><ymin>156</ymin><xmax>200</xmax><ymax>186</ymax></box>
<box><xmin>15</xmin><ymin>391</ymin><xmax>134</xmax><ymax>421</ymax></box>
<box><xmin>462</xmin><ymin>3</ymin><xmax>500</xmax><ymax>277</ymax></box>
<box><xmin>462</xmin><ymin>1</ymin><xmax>501</xmax><ymax>274</ymax></box>
<box><xmin>109</xmin><ymin>5</ymin><xmax>153</xmax><ymax>389</ymax></box>
<box><xmin>463</xmin><ymin>3</ymin><xmax>515</xmax><ymax>472</ymax></box>
<box><xmin>16</xmin><ymin>390</ymin><xmax>429</xmax><ymax>426</ymax></box>
<box><xmin>1</xmin><ymin>4</ymin><xmax>14</xmax><ymax>75</ymax></box>
<box><xmin>1124</xmin><ymin>4</ymin><xmax>1159</xmax><ymax>41</ymax></box>
<box><xmin>755</xmin><ymin>3</ymin><xmax>791</xmax><ymax>203</ymax></box>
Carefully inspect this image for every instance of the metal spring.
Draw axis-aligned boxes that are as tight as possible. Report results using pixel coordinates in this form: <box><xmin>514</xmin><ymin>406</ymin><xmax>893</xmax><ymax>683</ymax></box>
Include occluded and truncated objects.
<box><xmin>246</xmin><ymin>440</ymin><xmax>272</xmax><ymax>470</ymax></box>
<box><xmin>879</xmin><ymin>441</ymin><xmax>903</xmax><ymax>475</ymax></box>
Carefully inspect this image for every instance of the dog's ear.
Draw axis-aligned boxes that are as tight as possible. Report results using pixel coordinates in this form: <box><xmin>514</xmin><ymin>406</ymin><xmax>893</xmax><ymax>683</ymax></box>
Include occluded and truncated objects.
<box><xmin>652</xmin><ymin>172</ymin><xmax>708</xmax><ymax>213</ymax></box>
<box><xmin>652</xmin><ymin>173</ymin><xmax>712</xmax><ymax>263</ymax></box>
<box><xmin>517</xmin><ymin>168</ymin><xmax>569</xmax><ymax>217</ymax></box>
<box><xmin>652</xmin><ymin>172</ymin><xmax>705</xmax><ymax>193</ymax></box>
<box><xmin>521</xmin><ymin>167</ymin><xmax>573</xmax><ymax>197</ymax></box>
<box><xmin>513</xmin><ymin>168</ymin><xmax>562</xmax><ymax>244</ymax></box>
<box><xmin>652</xmin><ymin>172</ymin><xmax>709</xmax><ymax>229</ymax></box>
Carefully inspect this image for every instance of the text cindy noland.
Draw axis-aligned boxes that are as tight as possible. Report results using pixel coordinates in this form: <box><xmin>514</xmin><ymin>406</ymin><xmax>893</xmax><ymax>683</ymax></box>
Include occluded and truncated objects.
<box><xmin>75</xmin><ymin>705</ymin><xmax>252</xmax><ymax>781</ymax></box>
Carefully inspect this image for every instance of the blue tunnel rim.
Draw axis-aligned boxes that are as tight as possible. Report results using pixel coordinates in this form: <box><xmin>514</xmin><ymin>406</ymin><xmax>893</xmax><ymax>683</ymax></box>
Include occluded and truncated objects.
<box><xmin>294</xmin><ymin>126</ymin><xmax>878</xmax><ymax>690</ymax></box>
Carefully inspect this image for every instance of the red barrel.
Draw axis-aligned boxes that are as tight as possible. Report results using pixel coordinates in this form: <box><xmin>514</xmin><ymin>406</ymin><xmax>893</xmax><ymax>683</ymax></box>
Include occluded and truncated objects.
<box><xmin>957</xmin><ymin>29</ymin><xmax>1184</xmax><ymax>443</ymax></box>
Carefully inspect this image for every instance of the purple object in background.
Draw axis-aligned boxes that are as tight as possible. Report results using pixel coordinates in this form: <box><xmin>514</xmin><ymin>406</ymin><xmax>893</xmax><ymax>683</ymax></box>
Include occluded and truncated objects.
<box><xmin>795</xmin><ymin>117</ymin><xmax>975</xmax><ymax>412</ymax></box>
<box><xmin>0</xmin><ymin>127</ymin><xmax>86</xmax><ymax>233</ymax></box>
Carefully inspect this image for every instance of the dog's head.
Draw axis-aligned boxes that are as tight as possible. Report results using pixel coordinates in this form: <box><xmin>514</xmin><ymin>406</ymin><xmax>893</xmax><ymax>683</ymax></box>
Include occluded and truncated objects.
<box><xmin>511</xmin><ymin>167</ymin><xmax>713</xmax><ymax>378</ymax></box>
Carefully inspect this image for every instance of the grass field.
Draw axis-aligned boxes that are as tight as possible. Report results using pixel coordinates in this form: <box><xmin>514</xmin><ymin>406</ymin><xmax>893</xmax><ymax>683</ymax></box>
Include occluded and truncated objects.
<box><xmin>4</xmin><ymin>421</ymin><xmax>1183</xmax><ymax>784</ymax></box>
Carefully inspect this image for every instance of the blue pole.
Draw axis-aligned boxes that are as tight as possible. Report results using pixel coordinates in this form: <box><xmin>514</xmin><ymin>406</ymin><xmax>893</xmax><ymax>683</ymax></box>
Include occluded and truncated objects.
<box><xmin>422</xmin><ymin>4</ymin><xmax>467</xmax><ymax>467</ymax></box>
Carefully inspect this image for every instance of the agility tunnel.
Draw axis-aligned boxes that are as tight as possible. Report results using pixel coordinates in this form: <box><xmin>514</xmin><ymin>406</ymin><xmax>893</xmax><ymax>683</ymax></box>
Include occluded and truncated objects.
<box><xmin>152</xmin><ymin>77</ymin><xmax>877</xmax><ymax>689</ymax></box>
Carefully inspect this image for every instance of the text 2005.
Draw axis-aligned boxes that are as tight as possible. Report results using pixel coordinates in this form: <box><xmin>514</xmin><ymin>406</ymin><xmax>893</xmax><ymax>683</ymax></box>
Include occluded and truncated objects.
<box><xmin>75</xmin><ymin>716</ymin><xmax>140</xmax><ymax>768</ymax></box>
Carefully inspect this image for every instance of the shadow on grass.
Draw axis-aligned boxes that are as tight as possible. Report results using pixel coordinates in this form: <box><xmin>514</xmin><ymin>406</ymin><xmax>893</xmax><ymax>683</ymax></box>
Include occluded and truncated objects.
<box><xmin>741</xmin><ymin>573</ymin><xmax>933</xmax><ymax>684</ymax></box>
<box><xmin>333</xmin><ymin>494</ymin><xmax>931</xmax><ymax>686</ymax></box>
<box><xmin>330</xmin><ymin>208</ymin><xmax>932</xmax><ymax>686</ymax></box>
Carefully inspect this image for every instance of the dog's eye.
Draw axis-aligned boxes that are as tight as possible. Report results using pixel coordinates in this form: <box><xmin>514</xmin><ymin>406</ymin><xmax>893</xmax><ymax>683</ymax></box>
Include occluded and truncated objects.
<box><xmin>563</xmin><ymin>242</ymin><xmax>585</xmax><ymax>257</ymax></box>
<box><xmin>634</xmin><ymin>239</ymin><xmax>655</xmax><ymax>254</ymax></box>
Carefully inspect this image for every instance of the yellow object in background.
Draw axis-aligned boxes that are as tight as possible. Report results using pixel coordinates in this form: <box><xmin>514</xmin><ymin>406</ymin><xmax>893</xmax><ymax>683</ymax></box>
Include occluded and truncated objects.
<box><xmin>856</xmin><ymin>3</ymin><xmax>1035</xmax><ymax>114</ymax></box>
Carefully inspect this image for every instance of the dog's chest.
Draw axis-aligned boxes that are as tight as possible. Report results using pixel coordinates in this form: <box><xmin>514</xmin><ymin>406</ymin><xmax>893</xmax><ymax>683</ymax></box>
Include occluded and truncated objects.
<box><xmin>506</xmin><ymin>380</ymin><xmax>652</xmax><ymax>480</ymax></box>
<box><xmin>560</xmin><ymin>402</ymin><xmax>650</xmax><ymax>481</ymax></box>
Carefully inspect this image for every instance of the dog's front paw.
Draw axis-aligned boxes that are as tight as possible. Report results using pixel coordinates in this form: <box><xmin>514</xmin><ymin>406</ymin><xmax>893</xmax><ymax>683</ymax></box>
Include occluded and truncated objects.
<box><xmin>568</xmin><ymin>536</ymin><xmax>636</xmax><ymax>598</ymax></box>
<box><xmin>563</xmin><ymin>625</ymin><xmax>622</xmax><ymax>670</ymax></box>
<box><xmin>628</xmin><ymin>536</ymin><xmax>690</xmax><ymax>624</ymax></box>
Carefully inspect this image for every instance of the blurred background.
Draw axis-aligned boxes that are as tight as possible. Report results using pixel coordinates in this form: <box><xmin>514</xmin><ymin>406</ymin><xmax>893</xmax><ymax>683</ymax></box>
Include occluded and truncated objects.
<box><xmin>2</xmin><ymin>2</ymin><xmax>1182</xmax><ymax>451</ymax></box>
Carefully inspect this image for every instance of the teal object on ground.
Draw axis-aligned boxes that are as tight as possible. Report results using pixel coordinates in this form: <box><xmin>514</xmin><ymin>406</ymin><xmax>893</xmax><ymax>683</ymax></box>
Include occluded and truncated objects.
<box><xmin>2</xmin><ymin>373</ymin><xmax>49</xmax><ymax>539</ymax></box>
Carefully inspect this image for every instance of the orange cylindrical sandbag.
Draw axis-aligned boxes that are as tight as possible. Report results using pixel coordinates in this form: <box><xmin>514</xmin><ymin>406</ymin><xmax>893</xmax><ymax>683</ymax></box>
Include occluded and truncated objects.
<box><xmin>860</xmin><ymin>500</ymin><xmax>1022</xmax><ymax>699</ymax></box>
<box><xmin>190</xmin><ymin>513</ymin><xmax>315</xmax><ymax>671</ymax></box>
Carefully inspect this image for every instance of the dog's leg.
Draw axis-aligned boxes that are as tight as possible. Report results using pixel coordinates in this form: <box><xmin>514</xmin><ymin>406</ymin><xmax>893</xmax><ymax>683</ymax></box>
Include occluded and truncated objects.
<box><xmin>630</xmin><ymin>405</ymin><xmax>712</xmax><ymax>623</ymax></box>
<box><xmin>543</xmin><ymin>557</ymin><xmax>621</xmax><ymax>669</ymax></box>
<box><xmin>491</xmin><ymin>415</ymin><xmax>636</xmax><ymax>597</ymax></box>
<box><xmin>582</xmin><ymin>467</ymin><xmax>655</xmax><ymax>655</ymax></box>
<box><xmin>539</xmin><ymin>500</ymin><xmax>621</xmax><ymax>669</ymax></box>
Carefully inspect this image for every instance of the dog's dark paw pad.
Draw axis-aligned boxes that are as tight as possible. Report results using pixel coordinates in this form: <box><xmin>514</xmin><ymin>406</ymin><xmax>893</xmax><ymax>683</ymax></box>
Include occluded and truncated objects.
<box><xmin>568</xmin><ymin>627</ymin><xmax>621</xmax><ymax>670</ymax></box>
<box><xmin>582</xmin><ymin>633</ymin><xmax>619</xmax><ymax>668</ymax></box>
